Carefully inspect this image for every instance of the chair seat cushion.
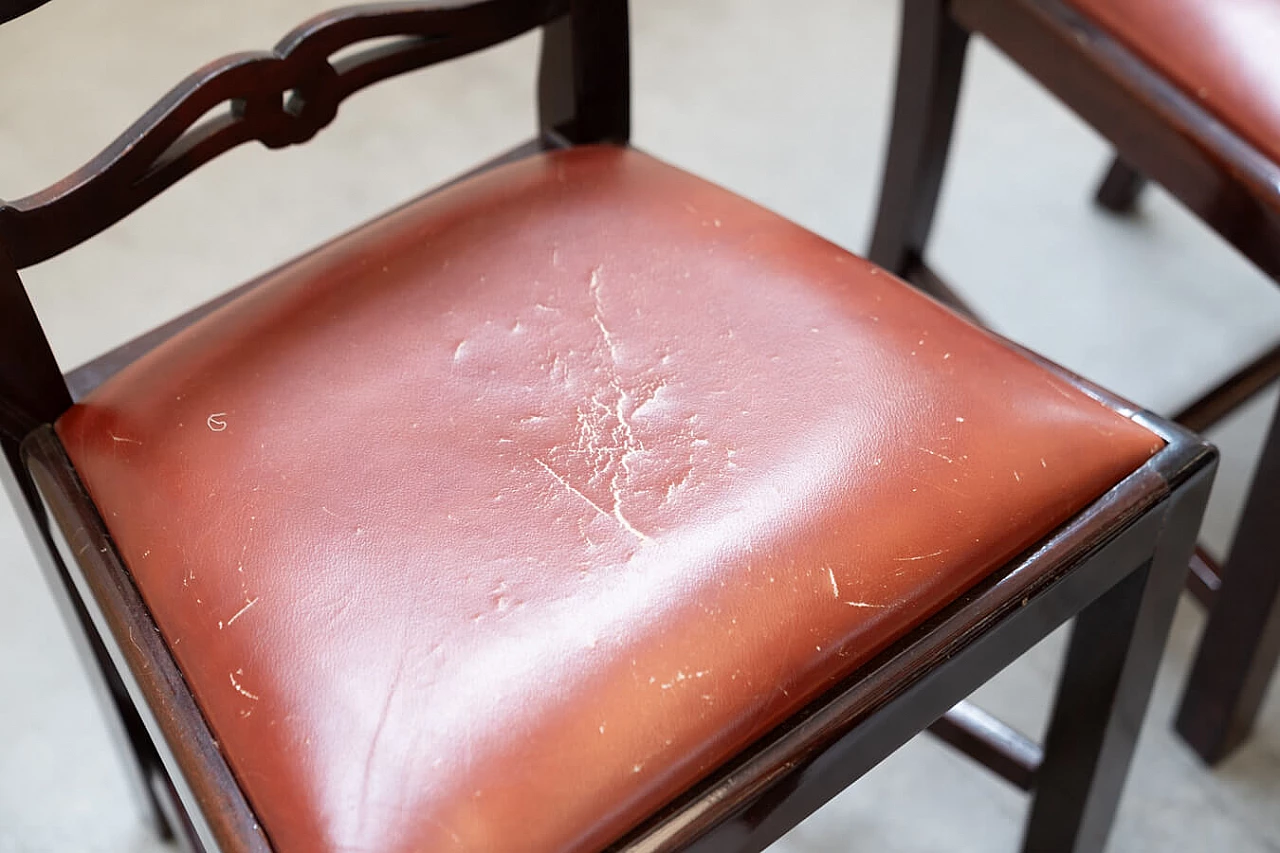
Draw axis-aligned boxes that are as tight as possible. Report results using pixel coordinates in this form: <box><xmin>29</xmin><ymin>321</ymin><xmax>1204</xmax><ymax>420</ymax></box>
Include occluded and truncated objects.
<box><xmin>1072</xmin><ymin>0</ymin><xmax>1280</xmax><ymax>165</ymax></box>
<box><xmin>57</xmin><ymin>145</ymin><xmax>1161</xmax><ymax>853</ymax></box>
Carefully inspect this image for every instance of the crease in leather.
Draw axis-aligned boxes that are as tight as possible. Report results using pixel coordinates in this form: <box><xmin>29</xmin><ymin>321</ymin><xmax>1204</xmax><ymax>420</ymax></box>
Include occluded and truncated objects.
<box><xmin>56</xmin><ymin>145</ymin><xmax>1163</xmax><ymax>853</ymax></box>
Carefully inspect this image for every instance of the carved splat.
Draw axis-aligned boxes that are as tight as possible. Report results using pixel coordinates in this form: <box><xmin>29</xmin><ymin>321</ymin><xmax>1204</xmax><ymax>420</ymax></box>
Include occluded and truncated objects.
<box><xmin>0</xmin><ymin>0</ymin><xmax>568</xmax><ymax>268</ymax></box>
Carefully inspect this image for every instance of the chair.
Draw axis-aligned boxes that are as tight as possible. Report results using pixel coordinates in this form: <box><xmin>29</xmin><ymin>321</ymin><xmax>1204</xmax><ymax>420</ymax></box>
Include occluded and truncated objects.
<box><xmin>869</xmin><ymin>0</ymin><xmax>1280</xmax><ymax>766</ymax></box>
<box><xmin>1</xmin><ymin>1</ymin><xmax>1214</xmax><ymax>851</ymax></box>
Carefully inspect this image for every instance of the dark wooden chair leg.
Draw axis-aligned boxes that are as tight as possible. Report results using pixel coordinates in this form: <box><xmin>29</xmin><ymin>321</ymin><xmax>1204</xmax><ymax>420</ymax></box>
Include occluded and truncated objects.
<box><xmin>1</xmin><ymin>451</ymin><xmax>175</xmax><ymax>842</ymax></box>
<box><xmin>867</xmin><ymin>0</ymin><xmax>970</xmax><ymax>280</ymax></box>
<box><xmin>1176</xmin><ymin>396</ymin><xmax>1280</xmax><ymax>764</ymax></box>
<box><xmin>1022</xmin><ymin>465</ymin><xmax>1211</xmax><ymax>853</ymax></box>
<box><xmin>1094</xmin><ymin>155</ymin><xmax>1147</xmax><ymax>214</ymax></box>
<box><xmin>85</xmin><ymin>624</ymin><xmax>179</xmax><ymax>842</ymax></box>
<box><xmin>537</xmin><ymin>0</ymin><xmax>630</xmax><ymax>146</ymax></box>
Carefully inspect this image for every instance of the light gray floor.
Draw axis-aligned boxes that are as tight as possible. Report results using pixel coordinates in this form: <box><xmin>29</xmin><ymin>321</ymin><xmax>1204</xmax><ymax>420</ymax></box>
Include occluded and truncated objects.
<box><xmin>2</xmin><ymin>1</ymin><xmax>1279</xmax><ymax>851</ymax></box>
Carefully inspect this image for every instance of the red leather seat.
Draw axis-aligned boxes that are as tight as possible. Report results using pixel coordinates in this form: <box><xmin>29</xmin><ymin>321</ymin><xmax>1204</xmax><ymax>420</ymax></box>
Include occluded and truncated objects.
<box><xmin>56</xmin><ymin>146</ymin><xmax>1161</xmax><ymax>852</ymax></box>
<box><xmin>1072</xmin><ymin>0</ymin><xmax>1280</xmax><ymax>165</ymax></box>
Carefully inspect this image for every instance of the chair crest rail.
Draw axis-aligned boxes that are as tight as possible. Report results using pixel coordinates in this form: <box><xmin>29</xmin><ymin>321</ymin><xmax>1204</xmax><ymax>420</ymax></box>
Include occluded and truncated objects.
<box><xmin>0</xmin><ymin>0</ymin><xmax>568</xmax><ymax>269</ymax></box>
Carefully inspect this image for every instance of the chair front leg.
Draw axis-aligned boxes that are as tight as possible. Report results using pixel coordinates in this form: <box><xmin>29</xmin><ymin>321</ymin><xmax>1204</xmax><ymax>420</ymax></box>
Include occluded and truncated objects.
<box><xmin>81</xmin><ymin>616</ymin><xmax>180</xmax><ymax>844</ymax></box>
<box><xmin>1</xmin><ymin>452</ymin><xmax>175</xmax><ymax>843</ymax></box>
<box><xmin>1176</xmin><ymin>397</ymin><xmax>1280</xmax><ymax>764</ymax></box>
<box><xmin>1022</xmin><ymin>466</ymin><xmax>1212</xmax><ymax>853</ymax></box>
<box><xmin>867</xmin><ymin>0</ymin><xmax>971</xmax><ymax>281</ymax></box>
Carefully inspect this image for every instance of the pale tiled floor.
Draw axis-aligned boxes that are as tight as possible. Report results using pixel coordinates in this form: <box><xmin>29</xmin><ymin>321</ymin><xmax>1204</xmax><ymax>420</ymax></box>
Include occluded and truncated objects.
<box><xmin>2</xmin><ymin>1</ymin><xmax>1280</xmax><ymax>851</ymax></box>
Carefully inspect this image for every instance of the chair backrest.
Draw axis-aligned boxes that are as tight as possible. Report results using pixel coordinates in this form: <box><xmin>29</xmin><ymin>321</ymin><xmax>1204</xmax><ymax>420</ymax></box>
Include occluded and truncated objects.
<box><xmin>0</xmin><ymin>0</ymin><xmax>630</xmax><ymax>451</ymax></box>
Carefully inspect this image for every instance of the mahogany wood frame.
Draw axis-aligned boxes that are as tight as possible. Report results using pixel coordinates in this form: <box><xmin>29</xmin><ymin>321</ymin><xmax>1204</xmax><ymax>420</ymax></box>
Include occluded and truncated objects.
<box><xmin>869</xmin><ymin>0</ymin><xmax>1280</xmax><ymax>765</ymax></box>
<box><xmin>1</xmin><ymin>1</ymin><xmax>1213</xmax><ymax>851</ymax></box>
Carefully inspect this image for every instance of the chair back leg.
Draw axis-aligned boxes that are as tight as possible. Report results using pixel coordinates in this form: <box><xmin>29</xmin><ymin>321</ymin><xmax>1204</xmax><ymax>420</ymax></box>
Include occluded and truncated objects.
<box><xmin>1093</xmin><ymin>155</ymin><xmax>1148</xmax><ymax>214</ymax></box>
<box><xmin>537</xmin><ymin>0</ymin><xmax>630</xmax><ymax>146</ymax></box>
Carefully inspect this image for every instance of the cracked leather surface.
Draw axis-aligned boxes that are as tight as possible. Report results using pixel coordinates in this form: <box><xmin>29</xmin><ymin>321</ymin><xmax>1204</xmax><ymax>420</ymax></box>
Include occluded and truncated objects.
<box><xmin>57</xmin><ymin>145</ymin><xmax>1162</xmax><ymax>853</ymax></box>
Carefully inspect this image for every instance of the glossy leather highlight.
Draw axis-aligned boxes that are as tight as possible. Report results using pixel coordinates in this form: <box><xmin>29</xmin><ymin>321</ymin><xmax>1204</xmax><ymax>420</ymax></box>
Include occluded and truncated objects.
<box><xmin>57</xmin><ymin>146</ymin><xmax>1162</xmax><ymax>852</ymax></box>
<box><xmin>1072</xmin><ymin>0</ymin><xmax>1280</xmax><ymax>165</ymax></box>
